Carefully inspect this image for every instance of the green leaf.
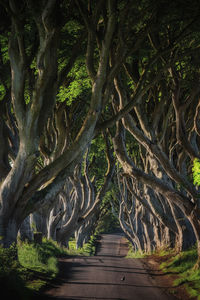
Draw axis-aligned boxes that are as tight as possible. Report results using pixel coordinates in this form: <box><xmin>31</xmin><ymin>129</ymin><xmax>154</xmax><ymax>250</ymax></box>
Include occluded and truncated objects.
<box><xmin>192</xmin><ymin>158</ymin><xmax>200</xmax><ymax>186</ymax></box>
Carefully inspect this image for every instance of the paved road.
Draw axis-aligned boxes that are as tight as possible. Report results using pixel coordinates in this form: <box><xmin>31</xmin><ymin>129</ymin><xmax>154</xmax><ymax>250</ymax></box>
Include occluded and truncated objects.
<box><xmin>42</xmin><ymin>233</ymin><xmax>177</xmax><ymax>300</ymax></box>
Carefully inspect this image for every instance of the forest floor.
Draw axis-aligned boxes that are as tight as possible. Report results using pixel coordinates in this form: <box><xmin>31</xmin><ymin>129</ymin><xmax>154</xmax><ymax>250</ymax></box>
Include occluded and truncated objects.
<box><xmin>36</xmin><ymin>233</ymin><xmax>192</xmax><ymax>300</ymax></box>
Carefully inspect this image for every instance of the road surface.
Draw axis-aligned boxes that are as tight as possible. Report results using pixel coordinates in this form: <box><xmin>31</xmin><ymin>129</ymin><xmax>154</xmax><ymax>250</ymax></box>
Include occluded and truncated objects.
<box><xmin>42</xmin><ymin>233</ymin><xmax>177</xmax><ymax>300</ymax></box>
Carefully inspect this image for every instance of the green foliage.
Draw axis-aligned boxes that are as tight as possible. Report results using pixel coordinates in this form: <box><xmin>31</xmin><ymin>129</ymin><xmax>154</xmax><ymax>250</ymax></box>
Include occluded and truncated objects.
<box><xmin>155</xmin><ymin>248</ymin><xmax>173</xmax><ymax>257</ymax></box>
<box><xmin>161</xmin><ymin>247</ymin><xmax>197</xmax><ymax>272</ymax></box>
<box><xmin>62</xmin><ymin>19</ymin><xmax>83</xmax><ymax>39</ymax></box>
<box><xmin>57</xmin><ymin>57</ymin><xmax>91</xmax><ymax>106</ymax></box>
<box><xmin>81</xmin><ymin>135</ymin><xmax>108</xmax><ymax>190</ymax></box>
<box><xmin>67</xmin><ymin>239</ymin><xmax>90</xmax><ymax>256</ymax></box>
<box><xmin>0</xmin><ymin>239</ymin><xmax>67</xmax><ymax>297</ymax></box>
<box><xmin>85</xmin><ymin>234</ymin><xmax>99</xmax><ymax>256</ymax></box>
<box><xmin>192</xmin><ymin>158</ymin><xmax>200</xmax><ymax>186</ymax></box>
<box><xmin>67</xmin><ymin>236</ymin><xmax>97</xmax><ymax>256</ymax></box>
<box><xmin>160</xmin><ymin>246</ymin><xmax>200</xmax><ymax>298</ymax></box>
<box><xmin>125</xmin><ymin>241</ymin><xmax>147</xmax><ymax>258</ymax></box>
<box><xmin>126</xmin><ymin>248</ymin><xmax>146</xmax><ymax>259</ymax></box>
<box><xmin>0</xmin><ymin>243</ymin><xmax>18</xmax><ymax>277</ymax></box>
<box><xmin>0</xmin><ymin>35</ymin><xmax>9</xmax><ymax>64</ymax></box>
<box><xmin>95</xmin><ymin>209</ymin><xmax>119</xmax><ymax>234</ymax></box>
<box><xmin>17</xmin><ymin>238</ymin><xmax>68</xmax><ymax>291</ymax></box>
<box><xmin>0</xmin><ymin>84</ymin><xmax>6</xmax><ymax>101</ymax></box>
<box><xmin>0</xmin><ymin>244</ymin><xmax>31</xmax><ymax>299</ymax></box>
<box><xmin>18</xmin><ymin>239</ymin><xmax>61</xmax><ymax>275</ymax></box>
<box><xmin>30</xmin><ymin>221</ymin><xmax>37</xmax><ymax>233</ymax></box>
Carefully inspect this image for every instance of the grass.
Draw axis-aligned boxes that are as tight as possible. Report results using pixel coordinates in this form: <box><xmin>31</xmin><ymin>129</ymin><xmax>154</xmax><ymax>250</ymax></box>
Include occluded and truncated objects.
<box><xmin>126</xmin><ymin>242</ymin><xmax>200</xmax><ymax>298</ymax></box>
<box><xmin>0</xmin><ymin>243</ymin><xmax>35</xmax><ymax>299</ymax></box>
<box><xmin>125</xmin><ymin>242</ymin><xmax>147</xmax><ymax>258</ymax></box>
<box><xmin>0</xmin><ymin>238</ymin><xmax>66</xmax><ymax>297</ymax></box>
<box><xmin>159</xmin><ymin>246</ymin><xmax>200</xmax><ymax>299</ymax></box>
<box><xmin>67</xmin><ymin>235</ymin><xmax>97</xmax><ymax>256</ymax></box>
<box><xmin>17</xmin><ymin>238</ymin><xmax>64</xmax><ymax>292</ymax></box>
<box><xmin>125</xmin><ymin>241</ymin><xmax>173</xmax><ymax>259</ymax></box>
<box><xmin>18</xmin><ymin>240</ymin><xmax>59</xmax><ymax>275</ymax></box>
<box><xmin>0</xmin><ymin>235</ymin><xmax>98</xmax><ymax>298</ymax></box>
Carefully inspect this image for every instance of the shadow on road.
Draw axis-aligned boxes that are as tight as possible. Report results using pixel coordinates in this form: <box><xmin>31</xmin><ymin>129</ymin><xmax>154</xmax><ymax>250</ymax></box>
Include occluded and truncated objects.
<box><xmin>37</xmin><ymin>234</ymin><xmax>177</xmax><ymax>300</ymax></box>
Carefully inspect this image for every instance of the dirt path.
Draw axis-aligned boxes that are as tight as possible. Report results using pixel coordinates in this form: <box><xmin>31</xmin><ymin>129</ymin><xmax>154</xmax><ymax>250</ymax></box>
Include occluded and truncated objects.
<box><xmin>40</xmin><ymin>233</ymin><xmax>178</xmax><ymax>300</ymax></box>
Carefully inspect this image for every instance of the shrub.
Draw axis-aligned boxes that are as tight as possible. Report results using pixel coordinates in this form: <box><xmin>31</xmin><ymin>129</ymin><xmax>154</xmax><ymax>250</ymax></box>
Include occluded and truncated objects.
<box><xmin>0</xmin><ymin>244</ymin><xmax>31</xmax><ymax>299</ymax></box>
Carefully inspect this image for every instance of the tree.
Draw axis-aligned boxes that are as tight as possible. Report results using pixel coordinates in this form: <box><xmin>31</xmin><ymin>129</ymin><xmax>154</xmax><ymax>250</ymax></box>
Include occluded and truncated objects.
<box><xmin>106</xmin><ymin>0</ymin><xmax>200</xmax><ymax>264</ymax></box>
<box><xmin>0</xmin><ymin>0</ymin><xmax>118</xmax><ymax>247</ymax></box>
<box><xmin>0</xmin><ymin>1</ymin><xmax>200</xmax><ymax>270</ymax></box>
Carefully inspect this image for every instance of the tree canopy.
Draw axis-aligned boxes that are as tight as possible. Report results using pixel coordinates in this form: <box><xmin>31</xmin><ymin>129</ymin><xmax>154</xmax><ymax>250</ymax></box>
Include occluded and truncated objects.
<box><xmin>0</xmin><ymin>0</ymin><xmax>200</xmax><ymax>266</ymax></box>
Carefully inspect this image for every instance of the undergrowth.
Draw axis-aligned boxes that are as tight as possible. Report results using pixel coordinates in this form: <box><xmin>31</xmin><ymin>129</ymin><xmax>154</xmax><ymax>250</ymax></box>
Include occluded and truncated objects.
<box><xmin>17</xmin><ymin>238</ymin><xmax>65</xmax><ymax>292</ymax></box>
<box><xmin>160</xmin><ymin>246</ymin><xmax>200</xmax><ymax>299</ymax></box>
<box><xmin>126</xmin><ymin>242</ymin><xmax>200</xmax><ymax>298</ymax></box>
<box><xmin>0</xmin><ymin>238</ymin><xmax>65</xmax><ymax>298</ymax></box>
<box><xmin>125</xmin><ymin>242</ymin><xmax>147</xmax><ymax>258</ymax></box>
<box><xmin>67</xmin><ymin>234</ymin><xmax>97</xmax><ymax>256</ymax></box>
<box><xmin>0</xmin><ymin>235</ymin><xmax>98</xmax><ymax>299</ymax></box>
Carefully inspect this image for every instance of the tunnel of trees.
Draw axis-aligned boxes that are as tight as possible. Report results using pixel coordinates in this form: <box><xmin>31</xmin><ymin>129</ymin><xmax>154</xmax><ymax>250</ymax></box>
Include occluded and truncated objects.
<box><xmin>1</xmin><ymin>0</ymin><xmax>200</xmax><ymax>267</ymax></box>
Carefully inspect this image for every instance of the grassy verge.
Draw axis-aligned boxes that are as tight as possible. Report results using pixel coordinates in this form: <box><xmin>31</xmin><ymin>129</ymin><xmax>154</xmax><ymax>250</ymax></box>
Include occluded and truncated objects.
<box><xmin>126</xmin><ymin>242</ymin><xmax>200</xmax><ymax>298</ymax></box>
<box><xmin>158</xmin><ymin>246</ymin><xmax>200</xmax><ymax>299</ymax></box>
<box><xmin>0</xmin><ymin>238</ymin><xmax>66</xmax><ymax>298</ymax></box>
<box><xmin>18</xmin><ymin>238</ymin><xmax>66</xmax><ymax>292</ymax></box>
<box><xmin>0</xmin><ymin>235</ymin><xmax>98</xmax><ymax>299</ymax></box>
